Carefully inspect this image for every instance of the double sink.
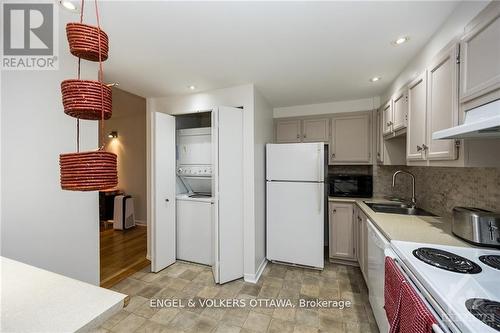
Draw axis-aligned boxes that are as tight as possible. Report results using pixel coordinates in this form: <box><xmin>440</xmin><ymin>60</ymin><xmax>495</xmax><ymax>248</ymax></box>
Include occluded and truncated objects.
<box><xmin>364</xmin><ymin>201</ymin><xmax>437</xmax><ymax>217</ymax></box>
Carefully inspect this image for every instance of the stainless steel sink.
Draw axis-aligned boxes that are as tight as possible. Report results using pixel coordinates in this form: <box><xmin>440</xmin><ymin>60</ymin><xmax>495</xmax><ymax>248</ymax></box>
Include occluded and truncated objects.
<box><xmin>364</xmin><ymin>202</ymin><xmax>437</xmax><ymax>216</ymax></box>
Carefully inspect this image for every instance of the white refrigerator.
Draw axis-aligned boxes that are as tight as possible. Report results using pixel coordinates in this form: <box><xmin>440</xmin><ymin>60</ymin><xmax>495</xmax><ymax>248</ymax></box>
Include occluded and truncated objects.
<box><xmin>266</xmin><ymin>143</ymin><xmax>326</xmax><ymax>269</ymax></box>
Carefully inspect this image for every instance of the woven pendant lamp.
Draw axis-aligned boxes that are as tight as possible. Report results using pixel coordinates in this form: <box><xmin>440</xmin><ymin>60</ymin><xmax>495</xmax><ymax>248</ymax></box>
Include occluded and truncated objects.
<box><xmin>59</xmin><ymin>0</ymin><xmax>117</xmax><ymax>191</ymax></box>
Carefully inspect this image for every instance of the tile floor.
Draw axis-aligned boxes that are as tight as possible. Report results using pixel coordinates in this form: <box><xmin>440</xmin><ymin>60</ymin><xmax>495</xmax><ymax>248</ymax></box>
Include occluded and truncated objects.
<box><xmin>97</xmin><ymin>261</ymin><xmax>379</xmax><ymax>333</ymax></box>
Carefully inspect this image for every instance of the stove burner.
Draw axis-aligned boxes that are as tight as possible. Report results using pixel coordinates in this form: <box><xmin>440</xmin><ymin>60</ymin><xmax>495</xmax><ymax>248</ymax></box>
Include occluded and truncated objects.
<box><xmin>480</xmin><ymin>255</ymin><xmax>500</xmax><ymax>270</ymax></box>
<box><xmin>413</xmin><ymin>248</ymin><xmax>482</xmax><ymax>274</ymax></box>
<box><xmin>465</xmin><ymin>298</ymin><xmax>500</xmax><ymax>331</ymax></box>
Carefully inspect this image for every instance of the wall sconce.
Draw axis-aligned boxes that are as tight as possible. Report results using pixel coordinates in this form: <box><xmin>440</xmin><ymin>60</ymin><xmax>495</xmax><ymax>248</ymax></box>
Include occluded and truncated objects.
<box><xmin>108</xmin><ymin>131</ymin><xmax>118</xmax><ymax>139</ymax></box>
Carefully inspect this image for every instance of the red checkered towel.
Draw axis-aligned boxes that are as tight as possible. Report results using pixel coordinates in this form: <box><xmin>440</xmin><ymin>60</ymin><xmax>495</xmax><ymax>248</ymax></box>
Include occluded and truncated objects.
<box><xmin>385</xmin><ymin>257</ymin><xmax>406</xmax><ymax>333</ymax></box>
<box><xmin>399</xmin><ymin>282</ymin><xmax>437</xmax><ymax>333</ymax></box>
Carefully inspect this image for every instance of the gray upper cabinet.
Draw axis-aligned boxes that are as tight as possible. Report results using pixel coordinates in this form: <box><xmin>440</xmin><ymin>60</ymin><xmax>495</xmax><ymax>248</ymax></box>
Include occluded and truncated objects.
<box><xmin>302</xmin><ymin>118</ymin><xmax>330</xmax><ymax>142</ymax></box>
<box><xmin>426</xmin><ymin>42</ymin><xmax>459</xmax><ymax>161</ymax></box>
<box><xmin>382</xmin><ymin>100</ymin><xmax>393</xmax><ymax>135</ymax></box>
<box><xmin>376</xmin><ymin>108</ymin><xmax>384</xmax><ymax>163</ymax></box>
<box><xmin>275</xmin><ymin>118</ymin><xmax>329</xmax><ymax>143</ymax></box>
<box><xmin>407</xmin><ymin>72</ymin><xmax>427</xmax><ymax>161</ymax></box>
<box><xmin>406</xmin><ymin>43</ymin><xmax>459</xmax><ymax>163</ymax></box>
<box><xmin>330</xmin><ymin>113</ymin><xmax>371</xmax><ymax>164</ymax></box>
<box><xmin>392</xmin><ymin>89</ymin><xmax>408</xmax><ymax>132</ymax></box>
<box><xmin>460</xmin><ymin>2</ymin><xmax>500</xmax><ymax>110</ymax></box>
<box><xmin>275</xmin><ymin>119</ymin><xmax>301</xmax><ymax>143</ymax></box>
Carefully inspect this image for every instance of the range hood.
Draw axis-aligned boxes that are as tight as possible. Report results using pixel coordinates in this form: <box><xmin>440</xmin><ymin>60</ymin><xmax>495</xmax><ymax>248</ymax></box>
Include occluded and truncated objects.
<box><xmin>433</xmin><ymin>99</ymin><xmax>500</xmax><ymax>139</ymax></box>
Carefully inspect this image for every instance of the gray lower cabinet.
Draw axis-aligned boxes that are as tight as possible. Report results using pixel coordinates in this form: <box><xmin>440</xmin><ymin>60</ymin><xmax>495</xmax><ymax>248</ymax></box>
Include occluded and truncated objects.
<box><xmin>329</xmin><ymin>202</ymin><xmax>356</xmax><ymax>262</ymax></box>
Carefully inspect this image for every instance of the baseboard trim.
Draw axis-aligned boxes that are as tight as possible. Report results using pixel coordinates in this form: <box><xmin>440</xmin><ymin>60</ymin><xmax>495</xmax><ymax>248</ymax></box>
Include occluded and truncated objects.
<box><xmin>244</xmin><ymin>259</ymin><xmax>267</xmax><ymax>284</ymax></box>
<box><xmin>135</xmin><ymin>220</ymin><xmax>147</xmax><ymax>226</ymax></box>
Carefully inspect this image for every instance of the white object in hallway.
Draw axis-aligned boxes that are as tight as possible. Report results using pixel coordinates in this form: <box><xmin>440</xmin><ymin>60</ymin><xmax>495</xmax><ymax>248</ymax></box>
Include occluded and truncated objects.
<box><xmin>1</xmin><ymin>256</ymin><xmax>126</xmax><ymax>332</ymax></box>
<box><xmin>266</xmin><ymin>143</ymin><xmax>325</xmax><ymax>269</ymax></box>
<box><xmin>113</xmin><ymin>195</ymin><xmax>136</xmax><ymax>230</ymax></box>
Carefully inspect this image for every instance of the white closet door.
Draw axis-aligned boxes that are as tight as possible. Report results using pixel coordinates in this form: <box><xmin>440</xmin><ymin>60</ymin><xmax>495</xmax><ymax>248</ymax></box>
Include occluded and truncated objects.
<box><xmin>151</xmin><ymin>112</ymin><xmax>176</xmax><ymax>273</ymax></box>
<box><xmin>214</xmin><ymin>106</ymin><xmax>244</xmax><ymax>284</ymax></box>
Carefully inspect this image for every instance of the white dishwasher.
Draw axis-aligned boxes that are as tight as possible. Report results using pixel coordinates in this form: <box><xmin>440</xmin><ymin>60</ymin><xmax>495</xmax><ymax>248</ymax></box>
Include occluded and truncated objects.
<box><xmin>176</xmin><ymin>195</ymin><xmax>213</xmax><ymax>266</ymax></box>
<box><xmin>367</xmin><ymin>219</ymin><xmax>390</xmax><ymax>333</ymax></box>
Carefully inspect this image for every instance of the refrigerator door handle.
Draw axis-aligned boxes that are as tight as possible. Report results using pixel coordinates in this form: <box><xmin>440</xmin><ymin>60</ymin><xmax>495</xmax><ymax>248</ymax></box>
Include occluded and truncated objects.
<box><xmin>318</xmin><ymin>183</ymin><xmax>322</xmax><ymax>213</ymax></box>
<box><xmin>317</xmin><ymin>145</ymin><xmax>322</xmax><ymax>182</ymax></box>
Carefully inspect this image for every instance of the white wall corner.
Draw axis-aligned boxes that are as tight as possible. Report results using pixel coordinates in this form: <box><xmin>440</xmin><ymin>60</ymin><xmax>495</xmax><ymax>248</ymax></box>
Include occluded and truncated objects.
<box><xmin>244</xmin><ymin>258</ymin><xmax>267</xmax><ymax>284</ymax></box>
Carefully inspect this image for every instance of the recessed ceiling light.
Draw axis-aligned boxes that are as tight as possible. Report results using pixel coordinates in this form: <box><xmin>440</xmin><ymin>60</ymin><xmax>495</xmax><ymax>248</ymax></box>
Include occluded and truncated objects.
<box><xmin>369</xmin><ymin>77</ymin><xmax>381</xmax><ymax>83</ymax></box>
<box><xmin>188</xmin><ymin>85</ymin><xmax>196</xmax><ymax>90</ymax></box>
<box><xmin>392</xmin><ymin>36</ymin><xmax>409</xmax><ymax>46</ymax></box>
<box><xmin>59</xmin><ymin>0</ymin><xmax>78</xmax><ymax>12</ymax></box>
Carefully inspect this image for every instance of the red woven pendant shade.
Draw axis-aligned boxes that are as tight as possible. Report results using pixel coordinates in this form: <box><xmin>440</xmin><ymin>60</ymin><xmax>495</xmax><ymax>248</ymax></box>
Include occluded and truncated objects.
<box><xmin>59</xmin><ymin>0</ymin><xmax>118</xmax><ymax>192</ymax></box>
<box><xmin>61</xmin><ymin>79</ymin><xmax>112</xmax><ymax>120</ymax></box>
<box><xmin>66</xmin><ymin>23</ymin><xmax>109</xmax><ymax>62</ymax></box>
<box><xmin>60</xmin><ymin>151</ymin><xmax>117</xmax><ymax>191</ymax></box>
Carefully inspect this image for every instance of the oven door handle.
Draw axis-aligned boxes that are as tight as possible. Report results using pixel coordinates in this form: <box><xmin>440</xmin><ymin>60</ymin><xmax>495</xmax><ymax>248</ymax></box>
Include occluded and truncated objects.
<box><xmin>387</xmin><ymin>255</ymin><xmax>453</xmax><ymax>333</ymax></box>
<box><xmin>432</xmin><ymin>324</ymin><xmax>444</xmax><ymax>333</ymax></box>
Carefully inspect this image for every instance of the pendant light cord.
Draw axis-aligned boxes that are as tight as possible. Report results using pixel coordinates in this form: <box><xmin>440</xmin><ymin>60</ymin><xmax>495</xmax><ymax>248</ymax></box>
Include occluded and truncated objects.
<box><xmin>75</xmin><ymin>0</ymin><xmax>85</xmax><ymax>153</ymax></box>
<box><xmin>95</xmin><ymin>0</ymin><xmax>105</xmax><ymax>150</ymax></box>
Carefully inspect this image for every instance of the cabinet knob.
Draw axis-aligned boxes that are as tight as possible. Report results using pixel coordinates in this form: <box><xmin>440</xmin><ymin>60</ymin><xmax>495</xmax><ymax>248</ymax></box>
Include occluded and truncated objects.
<box><xmin>304</xmin><ymin>134</ymin><xmax>307</xmax><ymax>138</ymax></box>
<box><xmin>332</xmin><ymin>209</ymin><xmax>337</xmax><ymax>213</ymax></box>
<box><xmin>331</xmin><ymin>153</ymin><xmax>335</xmax><ymax>158</ymax></box>
<box><xmin>165</xmin><ymin>199</ymin><xmax>170</xmax><ymax>202</ymax></box>
<box><xmin>296</xmin><ymin>134</ymin><xmax>300</xmax><ymax>139</ymax></box>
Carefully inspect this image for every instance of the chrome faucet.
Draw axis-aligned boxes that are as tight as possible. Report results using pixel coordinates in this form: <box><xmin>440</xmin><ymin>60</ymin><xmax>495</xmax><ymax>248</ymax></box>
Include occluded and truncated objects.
<box><xmin>392</xmin><ymin>170</ymin><xmax>416</xmax><ymax>208</ymax></box>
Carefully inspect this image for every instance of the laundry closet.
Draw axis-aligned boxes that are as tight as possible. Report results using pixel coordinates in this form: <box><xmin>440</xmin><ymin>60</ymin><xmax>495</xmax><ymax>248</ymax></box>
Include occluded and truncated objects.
<box><xmin>149</xmin><ymin>107</ymin><xmax>244</xmax><ymax>284</ymax></box>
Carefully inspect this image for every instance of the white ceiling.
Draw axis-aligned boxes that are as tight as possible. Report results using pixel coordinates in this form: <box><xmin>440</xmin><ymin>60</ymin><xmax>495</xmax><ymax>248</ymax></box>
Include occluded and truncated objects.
<box><xmin>83</xmin><ymin>1</ymin><xmax>460</xmax><ymax>107</ymax></box>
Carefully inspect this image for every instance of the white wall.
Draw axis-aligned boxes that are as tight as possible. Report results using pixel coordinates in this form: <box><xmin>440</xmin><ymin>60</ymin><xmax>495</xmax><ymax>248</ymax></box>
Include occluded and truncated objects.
<box><xmin>252</xmin><ymin>88</ymin><xmax>274</xmax><ymax>277</ymax></box>
<box><xmin>273</xmin><ymin>97</ymin><xmax>380</xmax><ymax>118</ymax></box>
<box><xmin>382</xmin><ymin>0</ymin><xmax>489</xmax><ymax>101</ymax></box>
<box><xmin>147</xmin><ymin>84</ymin><xmax>265</xmax><ymax>280</ymax></box>
<box><xmin>1</xmin><ymin>12</ymin><xmax>100</xmax><ymax>284</ymax></box>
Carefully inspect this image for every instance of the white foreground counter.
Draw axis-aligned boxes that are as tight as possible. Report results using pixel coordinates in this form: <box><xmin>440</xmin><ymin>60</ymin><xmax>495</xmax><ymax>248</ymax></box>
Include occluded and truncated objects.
<box><xmin>1</xmin><ymin>256</ymin><xmax>127</xmax><ymax>332</ymax></box>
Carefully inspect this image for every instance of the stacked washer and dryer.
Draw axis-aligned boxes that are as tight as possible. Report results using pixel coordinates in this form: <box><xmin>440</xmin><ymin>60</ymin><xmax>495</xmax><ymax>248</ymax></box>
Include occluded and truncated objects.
<box><xmin>176</xmin><ymin>127</ymin><xmax>213</xmax><ymax>265</ymax></box>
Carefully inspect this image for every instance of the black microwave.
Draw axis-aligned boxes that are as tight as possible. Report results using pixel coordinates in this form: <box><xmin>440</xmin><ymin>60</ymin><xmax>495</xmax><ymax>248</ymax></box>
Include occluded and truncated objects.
<box><xmin>329</xmin><ymin>174</ymin><xmax>373</xmax><ymax>198</ymax></box>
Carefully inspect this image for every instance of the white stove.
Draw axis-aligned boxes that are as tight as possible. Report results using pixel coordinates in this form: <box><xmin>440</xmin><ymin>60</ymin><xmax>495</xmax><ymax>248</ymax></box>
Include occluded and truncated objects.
<box><xmin>391</xmin><ymin>240</ymin><xmax>500</xmax><ymax>333</ymax></box>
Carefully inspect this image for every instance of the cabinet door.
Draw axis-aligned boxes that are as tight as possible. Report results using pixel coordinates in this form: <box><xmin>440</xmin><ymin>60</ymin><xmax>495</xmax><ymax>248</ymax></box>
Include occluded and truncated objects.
<box><xmin>302</xmin><ymin>118</ymin><xmax>329</xmax><ymax>142</ymax></box>
<box><xmin>407</xmin><ymin>72</ymin><xmax>427</xmax><ymax>161</ymax></box>
<box><xmin>356</xmin><ymin>209</ymin><xmax>368</xmax><ymax>281</ymax></box>
<box><xmin>427</xmin><ymin>43</ymin><xmax>459</xmax><ymax>161</ymax></box>
<box><xmin>376</xmin><ymin>109</ymin><xmax>384</xmax><ymax>163</ymax></box>
<box><xmin>460</xmin><ymin>2</ymin><xmax>500</xmax><ymax>105</ymax></box>
<box><xmin>275</xmin><ymin>119</ymin><xmax>301</xmax><ymax>143</ymax></box>
<box><xmin>392</xmin><ymin>89</ymin><xmax>408</xmax><ymax>131</ymax></box>
<box><xmin>329</xmin><ymin>202</ymin><xmax>355</xmax><ymax>260</ymax></box>
<box><xmin>382</xmin><ymin>100</ymin><xmax>393</xmax><ymax>135</ymax></box>
<box><xmin>330</xmin><ymin>114</ymin><xmax>371</xmax><ymax>164</ymax></box>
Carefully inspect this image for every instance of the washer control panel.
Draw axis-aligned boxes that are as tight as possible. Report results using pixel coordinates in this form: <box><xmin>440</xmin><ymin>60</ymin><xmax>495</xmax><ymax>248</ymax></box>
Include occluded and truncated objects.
<box><xmin>177</xmin><ymin>165</ymin><xmax>212</xmax><ymax>177</ymax></box>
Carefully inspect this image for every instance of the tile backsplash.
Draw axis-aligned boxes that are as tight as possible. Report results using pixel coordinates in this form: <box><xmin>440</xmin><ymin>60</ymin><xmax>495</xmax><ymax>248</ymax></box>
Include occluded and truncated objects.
<box><xmin>374</xmin><ymin>165</ymin><xmax>500</xmax><ymax>218</ymax></box>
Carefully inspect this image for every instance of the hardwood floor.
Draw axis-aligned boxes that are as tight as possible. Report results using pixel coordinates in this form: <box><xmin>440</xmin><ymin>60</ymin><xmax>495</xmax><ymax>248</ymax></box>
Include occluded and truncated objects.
<box><xmin>100</xmin><ymin>224</ymin><xmax>150</xmax><ymax>288</ymax></box>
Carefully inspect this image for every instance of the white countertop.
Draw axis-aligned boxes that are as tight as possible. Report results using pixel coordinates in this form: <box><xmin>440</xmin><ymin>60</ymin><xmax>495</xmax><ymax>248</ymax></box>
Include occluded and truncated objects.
<box><xmin>328</xmin><ymin>196</ymin><xmax>471</xmax><ymax>247</ymax></box>
<box><xmin>1</xmin><ymin>257</ymin><xmax>127</xmax><ymax>333</ymax></box>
